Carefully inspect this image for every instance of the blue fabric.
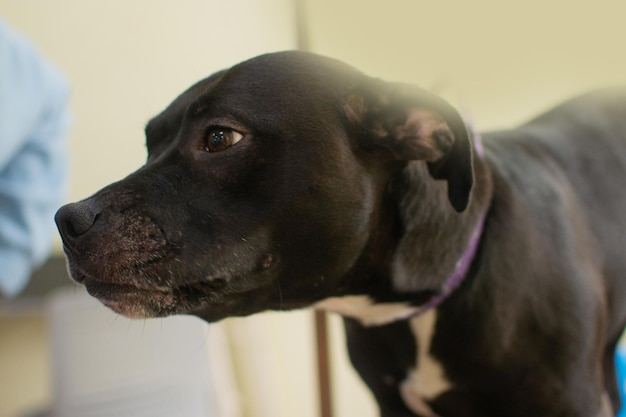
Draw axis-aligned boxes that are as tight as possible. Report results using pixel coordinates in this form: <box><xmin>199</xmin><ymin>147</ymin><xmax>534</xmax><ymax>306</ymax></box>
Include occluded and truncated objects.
<box><xmin>617</xmin><ymin>347</ymin><xmax>626</xmax><ymax>416</ymax></box>
<box><xmin>0</xmin><ymin>19</ymin><xmax>71</xmax><ymax>296</ymax></box>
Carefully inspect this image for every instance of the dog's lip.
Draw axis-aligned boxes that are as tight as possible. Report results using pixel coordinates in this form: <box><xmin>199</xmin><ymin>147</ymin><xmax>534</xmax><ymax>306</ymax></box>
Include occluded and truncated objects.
<box><xmin>81</xmin><ymin>278</ymin><xmax>178</xmax><ymax>319</ymax></box>
<box><xmin>83</xmin><ymin>277</ymin><xmax>171</xmax><ymax>295</ymax></box>
<box><xmin>81</xmin><ymin>274</ymin><xmax>229</xmax><ymax>302</ymax></box>
<box><xmin>61</xmin><ymin>243</ymin><xmax>79</xmax><ymax>264</ymax></box>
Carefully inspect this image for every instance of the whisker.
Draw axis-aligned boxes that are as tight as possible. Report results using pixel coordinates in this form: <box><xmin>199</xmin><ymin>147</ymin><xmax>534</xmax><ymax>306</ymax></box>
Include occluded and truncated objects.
<box><xmin>108</xmin><ymin>314</ymin><xmax>120</xmax><ymax>329</ymax></box>
<box><xmin>277</xmin><ymin>276</ymin><xmax>284</xmax><ymax>308</ymax></box>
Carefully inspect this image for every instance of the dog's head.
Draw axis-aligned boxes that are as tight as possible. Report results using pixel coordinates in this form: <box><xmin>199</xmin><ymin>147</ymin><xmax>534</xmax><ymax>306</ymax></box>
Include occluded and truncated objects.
<box><xmin>55</xmin><ymin>51</ymin><xmax>474</xmax><ymax>321</ymax></box>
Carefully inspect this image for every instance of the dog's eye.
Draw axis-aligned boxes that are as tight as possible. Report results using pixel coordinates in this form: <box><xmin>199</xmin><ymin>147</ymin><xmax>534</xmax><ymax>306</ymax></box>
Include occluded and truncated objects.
<box><xmin>204</xmin><ymin>128</ymin><xmax>244</xmax><ymax>153</ymax></box>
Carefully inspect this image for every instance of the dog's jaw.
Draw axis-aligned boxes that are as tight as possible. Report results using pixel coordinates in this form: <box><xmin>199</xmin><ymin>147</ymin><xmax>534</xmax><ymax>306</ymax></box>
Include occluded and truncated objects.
<box><xmin>70</xmin><ymin>261</ymin><xmax>280</xmax><ymax>320</ymax></box>
<box><xmin>85</xmin><ymin>281</ymin><xmax>177</xmax><ymax>319</ymax></box>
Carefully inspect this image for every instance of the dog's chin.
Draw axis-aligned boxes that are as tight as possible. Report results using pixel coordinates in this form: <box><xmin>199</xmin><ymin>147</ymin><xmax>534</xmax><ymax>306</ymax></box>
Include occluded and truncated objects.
<box><xmin>82</xmin><ymin>279</ymin><xmax>176</xmax><ymax>318</ymax></box>
<box><xmin>73</xmin><ymin>271</ymin><xmax>230</xmax><ymax>319</ymax></box>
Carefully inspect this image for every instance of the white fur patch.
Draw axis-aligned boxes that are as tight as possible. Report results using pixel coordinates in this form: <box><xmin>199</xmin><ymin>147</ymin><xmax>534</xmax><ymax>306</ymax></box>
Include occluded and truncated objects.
<box><xmin>314</xmin><ymin>295</ymin><xmax>419</xmax><ymax>326</ymax></box>
<box><xmin>400</xmin><ymin>378</ymin><xmax>440</xmax><ymax>417</ymax></box>
<box><xmin>315</xmin><ymin>297</ymin><xmax>452</xmax><ymax>416</ymax></box>
<box><xmin>401</xmin><ymin>310</ymin><xmax>452</xmax><ymax>417</ymax></box>
<box><xmin>599</xmin><ymin>392</ymin><xmax>613</xmax><ymax>417</ymax></box>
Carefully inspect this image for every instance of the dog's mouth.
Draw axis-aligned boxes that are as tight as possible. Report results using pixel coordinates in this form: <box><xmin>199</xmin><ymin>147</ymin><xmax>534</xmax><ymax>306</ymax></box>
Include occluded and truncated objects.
<box><xmin>65</xmin><ymin>244</ymin><xmax>278</xmax><ymax>320</ymax></box>
<box><xmin>80</xmin><ymin>274</ymin><xmax>231</xmax><ymax>319</ymax></box>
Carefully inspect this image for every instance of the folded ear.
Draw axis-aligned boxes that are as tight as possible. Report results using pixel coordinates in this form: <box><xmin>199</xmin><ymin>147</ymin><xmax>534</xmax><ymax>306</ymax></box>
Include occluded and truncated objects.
<box><xmin>345</xmin><ymin>81</ymin><xmax>474</xmax><ymax>212</ymax></box>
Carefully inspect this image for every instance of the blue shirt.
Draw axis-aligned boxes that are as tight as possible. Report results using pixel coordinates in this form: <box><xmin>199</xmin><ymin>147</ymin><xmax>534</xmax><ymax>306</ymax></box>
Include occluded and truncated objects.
<box><xmin>0</xmin><ymin>20</ymin><xmax>71</xmax><ymax>297</ymax></box>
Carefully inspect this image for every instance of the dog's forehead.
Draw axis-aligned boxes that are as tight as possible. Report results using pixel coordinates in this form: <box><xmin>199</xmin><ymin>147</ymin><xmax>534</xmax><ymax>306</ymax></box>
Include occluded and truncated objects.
<box><xmin>206</xmin><ymin>51</ymin><xmax>365</xmax><ymax>110</ymax></box>
<box><xmin>147</xmin><ymin>51</ymin><xmax>365</xmax><ymax>140</ymax></box>
<box><xmin>146</xmin><ymin>70</ymin><xmax>226</xmax><ymax>140</ymax></box>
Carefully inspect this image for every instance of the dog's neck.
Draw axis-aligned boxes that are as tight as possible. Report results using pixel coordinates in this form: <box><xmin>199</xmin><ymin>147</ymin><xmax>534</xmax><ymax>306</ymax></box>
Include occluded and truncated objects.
<box><xmin>315</xmin><ymin>202</ymin><xmax>488</xmax><ymax>326</ymax></box>
<box><xmin>398</xmin><ymin>130</ymin><xmax>491</xmax><ymax>318</ymax></box>
<box><xmin>317</xmin><ymin>135</ymin><xmax>493</xmax><ymax>324</ymax></box>
<box><xmin>389</xmin><ymin>148</ymin><xmax>491</xmax><ymax>294</ymax></box>
<box><xmin>404</xmin><ymin>210</ymin><xmax>486</xmax><ymax>317</ymax></box>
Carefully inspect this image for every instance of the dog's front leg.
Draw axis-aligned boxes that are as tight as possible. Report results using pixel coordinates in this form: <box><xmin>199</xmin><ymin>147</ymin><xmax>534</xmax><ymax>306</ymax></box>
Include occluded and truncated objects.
<box><xmin>343</xmin><ymin>318</ymin><xmax>421</xmax><ymax>417</ymax></box>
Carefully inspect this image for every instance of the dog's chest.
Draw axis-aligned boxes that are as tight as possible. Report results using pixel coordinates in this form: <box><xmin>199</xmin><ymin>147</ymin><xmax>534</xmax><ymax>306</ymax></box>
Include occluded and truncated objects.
<box><xmin>316</xmin><ymin>297</ymin><xmax>452</xmax><ymax>416</ymax></box>
<box><xmin>402</xmin><ymin>310</ymin><xmax>452</xmax><ymax>417</ymax></box>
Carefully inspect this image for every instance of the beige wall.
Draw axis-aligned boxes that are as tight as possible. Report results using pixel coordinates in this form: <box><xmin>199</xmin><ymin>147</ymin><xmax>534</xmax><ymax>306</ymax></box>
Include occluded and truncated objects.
<box><xmin>306</xmin><ymin>0</ymin><xmax>626</xmax><ymax>130</ymax></box>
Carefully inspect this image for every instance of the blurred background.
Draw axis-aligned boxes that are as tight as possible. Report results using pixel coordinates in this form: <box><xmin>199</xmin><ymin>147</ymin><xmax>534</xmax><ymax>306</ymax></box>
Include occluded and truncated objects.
<box><xmin>0</xmin><ymin>1</ymin><xmax>625</xmax><ymax>416</ymax></box>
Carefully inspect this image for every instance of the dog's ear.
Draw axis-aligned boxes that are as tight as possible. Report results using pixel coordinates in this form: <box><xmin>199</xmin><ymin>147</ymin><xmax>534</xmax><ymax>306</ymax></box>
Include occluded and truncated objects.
<box><xmin>345</xmin><ymin>81</ymin><xmax>474</xmax><ymax>212</ymax></box>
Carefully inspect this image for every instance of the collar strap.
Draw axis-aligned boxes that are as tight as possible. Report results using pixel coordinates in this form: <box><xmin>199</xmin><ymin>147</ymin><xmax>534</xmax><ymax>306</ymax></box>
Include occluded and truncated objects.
<box><xmin>402</xmin><ymin>211</ymin><xmax>486</xmax><ymax>320</ymax></box>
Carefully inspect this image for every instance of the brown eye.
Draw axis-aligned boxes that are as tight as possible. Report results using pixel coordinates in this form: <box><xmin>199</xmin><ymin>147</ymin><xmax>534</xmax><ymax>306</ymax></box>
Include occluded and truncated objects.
<box><xmin>204</xmin><ymin>128</ymin><xmax>244</xmax><ymax>152</ymax></box>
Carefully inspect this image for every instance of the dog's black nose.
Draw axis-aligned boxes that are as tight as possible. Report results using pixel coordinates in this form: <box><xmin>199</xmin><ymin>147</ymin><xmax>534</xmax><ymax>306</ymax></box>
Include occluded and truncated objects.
<box><xmin>55</xmin><ymin>202</ymin><xmax>99</xmax><ymax>241</ymax></box>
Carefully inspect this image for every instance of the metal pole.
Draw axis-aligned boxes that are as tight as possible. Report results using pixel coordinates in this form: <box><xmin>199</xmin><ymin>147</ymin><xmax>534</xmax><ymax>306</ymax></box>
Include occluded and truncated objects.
<box><xmin>314</xmin><ymin>310</ymin><xmax>333</xmax><ymax>417</ymax></box>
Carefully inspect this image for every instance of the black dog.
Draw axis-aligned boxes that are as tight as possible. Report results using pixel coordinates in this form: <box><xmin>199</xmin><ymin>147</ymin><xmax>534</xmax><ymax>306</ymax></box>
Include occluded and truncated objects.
<box><xmin>56</xmin><ymin>51</ymin><xmax>626</xmax><ymax>417</ymax></box>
